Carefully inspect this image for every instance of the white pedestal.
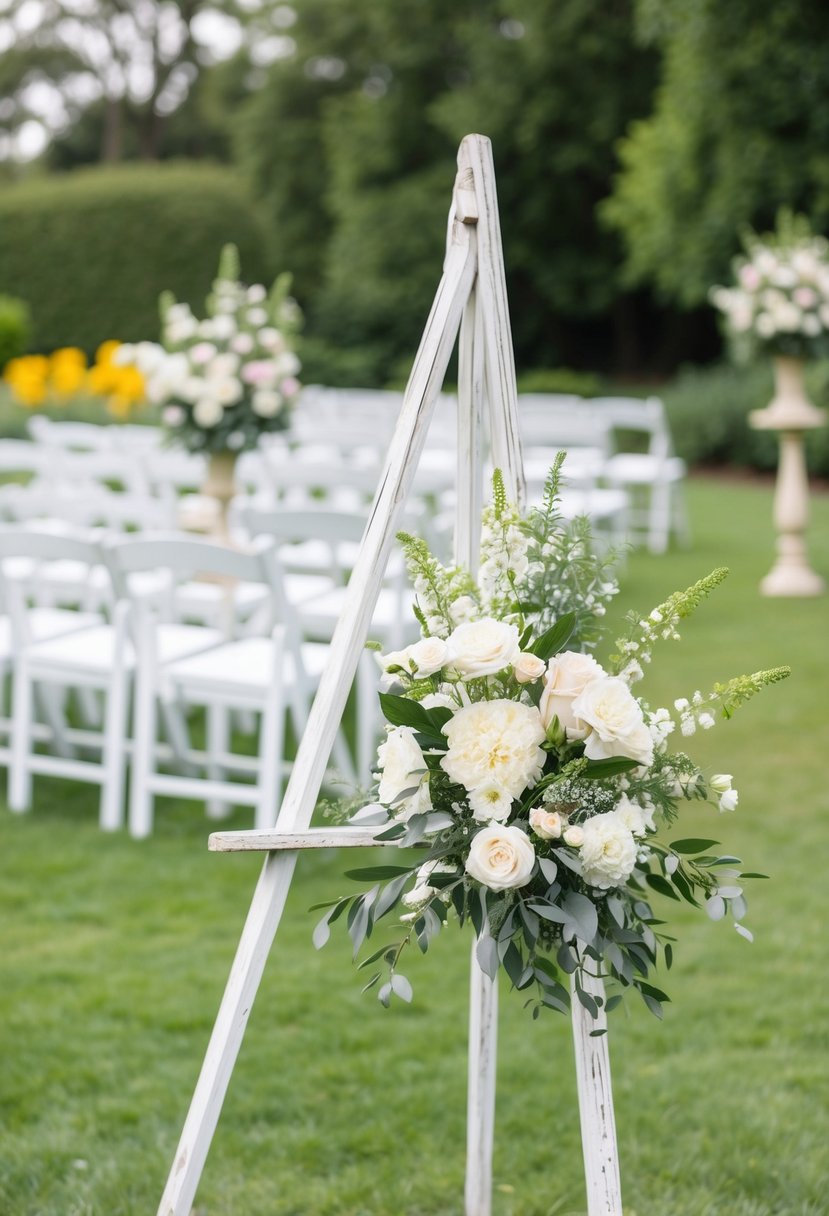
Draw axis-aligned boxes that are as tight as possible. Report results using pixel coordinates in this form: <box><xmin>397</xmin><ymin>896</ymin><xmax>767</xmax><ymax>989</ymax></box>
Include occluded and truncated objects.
<box><xmin>750</xmin><ymin>357</ymin><xmax>826</xmax><ymax>598</ymax></box>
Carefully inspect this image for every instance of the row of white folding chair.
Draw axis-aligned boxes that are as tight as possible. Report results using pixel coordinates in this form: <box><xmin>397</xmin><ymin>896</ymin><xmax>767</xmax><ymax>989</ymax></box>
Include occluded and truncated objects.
<box><xmin>0</xmin><ymin>528</ymin><xmax>357</xmax><ymax>837</ymax></box>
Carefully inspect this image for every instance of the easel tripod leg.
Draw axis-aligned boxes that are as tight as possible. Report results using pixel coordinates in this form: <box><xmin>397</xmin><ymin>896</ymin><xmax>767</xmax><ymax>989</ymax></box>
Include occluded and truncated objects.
<box><xmin>570</xmin><ymin>969</ymin><xmax>622</xmax><ymax>1216</ymax></box>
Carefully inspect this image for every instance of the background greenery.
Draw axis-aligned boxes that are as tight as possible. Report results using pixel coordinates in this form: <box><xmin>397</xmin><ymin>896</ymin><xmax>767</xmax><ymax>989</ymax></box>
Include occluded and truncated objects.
<box><xmin>3</xmin><ymin>0</ymin><xmax>829</xmax><ymax>387</ymax></box>
<box><xmin>1</xmin><ymin>478</ymin><xmax>827</xmax><ymax>1216</ymax></box>
<box><xmin>0</xmin><ymin>164</ymin><xmax>269</xmax><ymax>352</ymax></box>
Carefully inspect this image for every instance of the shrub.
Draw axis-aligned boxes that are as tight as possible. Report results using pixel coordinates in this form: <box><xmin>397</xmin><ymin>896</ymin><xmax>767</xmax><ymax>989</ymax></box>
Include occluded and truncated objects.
<box><xmin>516</xmin><ymin>367</ymin><xmax>605</xmax><ymax>397</ymax></box>
<box><xmin>0</xmin><ymin>164</ymin><xmax>270</xmax><ymax>353</ymax></box>
<box><xmin>0</xmin><ymin>294</ymin><xmax>31</xmax><ymax>370</ymax></box>
<box><xmin>661</xmin><ymin>360</ymin><xmax>829</xmax><ymax>479</ymax></box>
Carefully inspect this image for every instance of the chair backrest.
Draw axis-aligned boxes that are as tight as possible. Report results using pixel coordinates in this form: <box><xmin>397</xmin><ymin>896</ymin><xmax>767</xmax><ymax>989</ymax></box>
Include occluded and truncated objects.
<box><xmin>106</xmin><ymin>532</ymin><xmax>277</xmax><ymax>589</ymax></box>
<box><xmin>242</xmin><ymin>506</ymin><xmax>369</xmax><ymax>585</ymax></box>
<box><xmin>590</xmin><ymin>396</ymin><xmax>673</xmax><ymax>459</ymax></box>
<box><xmin>27</xmin><ymin>416</ymin><xmax>114</xmax><ymax>452</ymax></box>
<box><xmin>0</xmin><ymin>524</ymin><xmax>108</xmax><ymax>632</ymax></box>
<box><xmin>516</xmin><ymin>395</ymin><xmax>611</xmax><ymax>455</ymax></box>
<box><xmin>0</xmin><ymin>438</ymin><xmax>49</xmax><ymax>477</ymax></box>
<box><xmin>56</xmin><ymin>448</ymin><xmax>152</xmax><ymax>497</ymax></box>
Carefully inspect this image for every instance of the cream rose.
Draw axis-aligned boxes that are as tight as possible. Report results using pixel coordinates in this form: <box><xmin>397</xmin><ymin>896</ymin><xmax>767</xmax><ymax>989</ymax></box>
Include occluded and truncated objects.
<box><xmin>529</xmin><ymin>806</ymin><xmax>565</xmax><ymax>840</ymax></box>
<box><xmin>441</xmin><ymin>699</ymin><xmax>545</xmax><ymax>799</ymax></box>
<box><xmin>447</xmin><ymin>618</ymin><xmax>520</xmax><ymax>678</ymax></box>
<box><xmin>465</xmin><ymin>824</ymin><xmax>535</xmax><ymax>891</ymax></box>
<box><xmin>539</xmin><ymin>651</ymin><xmax>605</xmax><ymax>737</ymax></box>
<box><xmin>570</xmin><ymin>676</ymin><xmax>654</xmax><ymax>767</ymax></box>
<box><xmin>612</xmin><ymin>794</ymin><xmax>651</xmax><ymax>838</ymax></box>
<box><xmin>579</xmin><ymin>812</ymin><xmax>638</xmax><ymax>889</ymax></box>
<box><xmin>513</xmin><ymin>652</ymin><xmax>546</xmax><ymax>684</ymax></box>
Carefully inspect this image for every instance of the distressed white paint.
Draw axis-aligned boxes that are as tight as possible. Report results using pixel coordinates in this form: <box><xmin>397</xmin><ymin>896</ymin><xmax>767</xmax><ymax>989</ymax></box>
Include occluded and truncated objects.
<box><xmin>208</xmin><ymin>826</ymin><xmax>390</xmax><ymax>852</ymax></box>
<box><xmin>570</xmin><ymin>966</ymin><xmax>623</xmax><ymax>1216</ymax></box>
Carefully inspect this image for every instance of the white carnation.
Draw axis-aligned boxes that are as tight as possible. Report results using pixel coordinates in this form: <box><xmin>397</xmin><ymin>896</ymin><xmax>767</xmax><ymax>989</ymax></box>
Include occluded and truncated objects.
<box><xmin>468</xmin><ymin>781</ymin><xmax>513</xmax><ymax>823</ymax></box>
<box><xmin>612</xmin><ymin>794</ymin><xmax>650</xmax><ymax>838</ymax></box>
<box><xmin>580</xmin><ymin>812</ymin><xmax>638</xmax><ymax>889</ymax></box>
<box><xmin>441</xmin><ymin>699</ymin><xmax>545</xmax><ymax>799</ymax></box>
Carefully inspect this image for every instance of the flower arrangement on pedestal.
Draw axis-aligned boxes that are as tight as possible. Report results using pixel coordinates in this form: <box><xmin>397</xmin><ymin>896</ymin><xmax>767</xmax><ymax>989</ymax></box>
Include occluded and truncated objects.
<box><xmin>118</xmin><ymin>244</ymin><xmax>302</xmax><ymax>455</ymax></box>
<box><xmin>710</xmin><ymin>210</ymin><xmax>829</xmax><ymax>364</ymax></box>
<box><xmin>316</xmin><ymin>459</ymin><xmax>789</xmax><ymax>1021</ymax></box>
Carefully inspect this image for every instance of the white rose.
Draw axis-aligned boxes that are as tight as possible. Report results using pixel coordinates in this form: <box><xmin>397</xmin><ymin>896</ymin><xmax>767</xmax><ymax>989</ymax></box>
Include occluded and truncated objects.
<box><xmin>580</xmin><ymin>813</ymin><xmax>638</xmax><ymax>890</ymax></box>
<box><xmin>441</xmin><ymin>699</ymin><xmax>545</xmax><ymax>799</ymax></box>
<box><xmin>420</xmin><ymin>691</ymin><xmax>456</xmax><ymax>711</ymax></box>
<box><xmin>406</xmin><ymin>637</ymin><xmax>450</xmax><ymax>677</ymax></box>
<box><xmin>465</xmin><ymin>824</ymin><xmax>535</xmax><ymax>891</ymax></box>
<box><xmin>529</xmin><ymin>806</ymin><xmax>564</xmax><ymax>840</ymax></box>
<box><xmin>468</xmin><ymin>781</ymin><xmax>513</xmax><ymax>823</ymax></box>
<box><xmin>571</xmin><ymin>676</ymin><xmax>654</xmax><ymax>767</ymax></box>
<box><xmin>193</xmin><ymin>398</ymin><xmax>223</xmax><ymax>428</ymax></box>
<box><xmin>719</xmin><ymin>789</ymin><xmax>739</xmax><ymax>813</ymax></box>
<box><xmin>513</xmin><ymin>652</ymin><xmax>546</xmax><ymax>684</ymax></box>
<box><xmin>539</xmin><ymin>651</ymin><xmax>605</xmax><ymax>738</ymax></box>
<box><xmin>447</xmin><ymin>618</ymin><xmax>520</xmax><ymax>678</ymax></box>
<box><xmin>563</xmin><ymin>825</ymin><xmax>584</xmax><ymax>847</ymax></box>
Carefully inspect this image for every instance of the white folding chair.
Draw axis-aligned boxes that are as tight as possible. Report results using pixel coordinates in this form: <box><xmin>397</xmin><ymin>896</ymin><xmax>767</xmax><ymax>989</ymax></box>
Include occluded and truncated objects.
<box><xmin>242</xmin><ymin>506</ymin><xmax>418</xmax><ymax>779</ymax></box>
<box><xmin>1</xmin><ymin>528</ymin><xmax>225</xmax><ymax>830</ymax></box>
<box><xmin>596</xmin><ymin>396</ymin><xmax>690</xmax><ymax>553</ymax></box>
<box><xmin>106</xmin><ymin>533</ymin><xmax>356</xmax><ymax>838</ymax></box>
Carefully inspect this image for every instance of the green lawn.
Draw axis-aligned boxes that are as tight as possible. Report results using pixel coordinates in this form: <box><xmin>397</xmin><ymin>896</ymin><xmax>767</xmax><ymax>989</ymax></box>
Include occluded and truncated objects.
<box><xmin>1</xmin><ymin>476</ymin><xmax>828</xmax><ymax>1216</ymax></box>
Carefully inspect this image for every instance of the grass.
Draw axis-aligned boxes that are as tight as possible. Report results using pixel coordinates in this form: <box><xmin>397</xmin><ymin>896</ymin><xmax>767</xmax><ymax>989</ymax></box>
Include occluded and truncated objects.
<box><xmin>1</xmin><ymin>475</ymin><xmax>828</xmax><ymax>1216</ymax></box>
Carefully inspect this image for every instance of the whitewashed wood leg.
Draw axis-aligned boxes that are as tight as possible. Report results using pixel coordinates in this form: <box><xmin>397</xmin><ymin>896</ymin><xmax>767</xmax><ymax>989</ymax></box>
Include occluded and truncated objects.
<box><xmin>465</xmin><ymin>944</ymin><xmax>498</xmax><ymax>1216</ymax></box>
<box><xmin>9</xmin><ymin>659</ymin><xmax>33</xmax><ymax>812</ymax></box>
<box><xmin>156</xmin><ymin>850</ymin><xmax>300</xmax><ymax>1216</ymax></box>
<box><xmin>570</xmin><ymin>968</ymin><xmax>622</xmax><ymax>1216</ymax></box>
<box><xmin>206</xmin><ymin>703</ymin><xmax>231</xmax><ymax>821</ymax></box>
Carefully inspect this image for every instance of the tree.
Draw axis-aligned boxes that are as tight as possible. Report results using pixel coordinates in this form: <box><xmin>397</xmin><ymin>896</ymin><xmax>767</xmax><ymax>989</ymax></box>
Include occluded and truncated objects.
<box><xmin>603</xmin><ymin>0</ymin><xmax>829</xmax><ymax>308</ymax></box>
<box><xmin>239</xmin><ymin>0</ymin><xmax>658</xmax><ymax>380</ymax></box>
<box><xmin>0</xmin><ymin>0</ymin><xmax>290</xmax><ymax>163</ymax></box>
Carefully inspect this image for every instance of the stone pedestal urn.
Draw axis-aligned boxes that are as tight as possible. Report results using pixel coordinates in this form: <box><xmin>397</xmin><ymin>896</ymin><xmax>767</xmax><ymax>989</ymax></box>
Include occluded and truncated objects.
<box><xmin>202</xmin><ymin>449</ymin><xmax>239</xmax><ymax>545</ymax></box>
<box><xmin>749</xmin><ymin>356</ymin><xmax>826</xmax><ymax>597</ymax></box>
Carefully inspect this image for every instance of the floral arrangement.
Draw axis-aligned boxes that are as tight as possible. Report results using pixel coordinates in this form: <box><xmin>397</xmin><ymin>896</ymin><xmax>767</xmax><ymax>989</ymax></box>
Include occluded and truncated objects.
<box><xmin>2</xmin><ymin>341</ymin><xmax>145</xmax><ymax>417</ymax></box>
<box><xmin>315</xmin><ymin>460</ymin><xmax>788</xmax><ymax>1021</ymax></box>
<box><xmin>117</xmin><ymin>245</ymin><xmax>302</xmax><ymax>454</ymax></box>
<box><xmin>710</xmin><ymin>211</ymin><xmax>829</xmax><ymax>362</ymax></box>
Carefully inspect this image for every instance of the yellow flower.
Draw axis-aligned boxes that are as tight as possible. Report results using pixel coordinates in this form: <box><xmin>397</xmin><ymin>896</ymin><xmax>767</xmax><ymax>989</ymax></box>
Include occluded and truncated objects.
<box><xmin>49</xmin><ymin>347</ymin><xmax>88</xmax><ymax>397</ymax></box>
<box><xmin>96</xmin><ymin>340</ymin><xmax>121</xmax><ymax>366</ymax></box>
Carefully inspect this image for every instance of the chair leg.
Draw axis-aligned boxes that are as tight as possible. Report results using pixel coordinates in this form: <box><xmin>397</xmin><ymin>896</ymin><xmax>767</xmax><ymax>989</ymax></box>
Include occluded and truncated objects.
<box><xmin>257</xmin><ymin>700</ymin><xmax>285</xmax><ymax>831</ymax></box>
<box><xmin>206</xmin><ymin>703</ymin><xmax>231</xmax><ymax>821</ymax></box>
<box><xmin>100</xmin><ymin>667</ymin><xmax>130</xmax><ymax>832</ymax></box>
<box><xmin>35</xmin><ymin>684</ymin><xmax>75</xmax><ymax>759</ymax></box>
<box><xmin>647</xmin><ymin>482</ymin><xmax>670</xmax><ymax>554</ymax></box>
<box><xmin>9</xmin><ymin>661</ymin><xmax>34</xmax><ymax>813</ymax></box>
<box><xmin>129</xmin><ymin>658</ymin><xmax>157</xmax><ymax>840</ymax></box>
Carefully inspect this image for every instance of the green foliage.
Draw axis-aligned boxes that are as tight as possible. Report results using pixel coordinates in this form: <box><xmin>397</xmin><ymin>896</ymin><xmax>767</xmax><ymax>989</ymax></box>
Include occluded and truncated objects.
<box><xmin>661</xmin><ymin>359</ymin><xmax>829</xmax><ymax>477</ymax></box>
<box><xmin>516</xmin><ymin>367</ymin><xmax>605</xmax><ymax>397</ymax></box>
<box><xmin>604</xmin><ymin>0</ymin><xmax>829</xmax><ymax>308</ymax></box>
<box><xmin>0</xmin><ymin>295</ymin><xmax>31</xmax><ymax>369</ymax></box>
<box><xmin>238</xmin><ymin>0</ymin><xmax>657</xmax><ymax>378</ymax></box>
<box><xmin>0</xmin><ymin>163</ymin><xmax>270</xmax><ymax>353</ymax></box>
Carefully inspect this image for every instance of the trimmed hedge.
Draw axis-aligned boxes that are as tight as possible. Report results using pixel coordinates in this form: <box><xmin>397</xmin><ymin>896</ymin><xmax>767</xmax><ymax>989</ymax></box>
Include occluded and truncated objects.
<box><xmin>0</xmin><ymin>163</ymin><xmax>270</xmax><ymax>353</ymax></box>
<box><xmin>662</xmin><ymin>360</ymin><xmax>829</xmax><ymax>479</ymax></box>
<box><xmin>0</xmin><ymin>294</ymin><xmax>30</xmax><ymax>369</ymax></box>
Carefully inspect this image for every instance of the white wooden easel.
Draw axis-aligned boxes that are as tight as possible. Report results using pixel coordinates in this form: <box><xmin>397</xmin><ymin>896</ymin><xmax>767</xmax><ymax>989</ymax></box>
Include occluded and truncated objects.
<box><xmin>156</xmin><ymin>134</ymin><xmax>622</xmax><ymax>1216</ymax></box>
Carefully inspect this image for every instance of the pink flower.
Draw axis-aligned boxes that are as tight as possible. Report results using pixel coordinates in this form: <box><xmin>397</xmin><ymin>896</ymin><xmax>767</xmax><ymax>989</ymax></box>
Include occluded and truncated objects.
<box><xmin>241</xmin><ymin>360</ymin><xmax>278</xmax><ymax>386</ymax></box>
<box><xmin>738</xmin><ymin>265</ymin><xmax>761</xmax><ymax>291</ymax></box>
<box><xmin>280</xmin><ymin>376</ymin><xmax>300</xmax><ymax>397</ymax></box>
<box><xmin>190</xmin><ymin>342</ymin><xmax>217</xmax><ymax>365</ymax></box>
<box><xmin>794</xmin><ymin>286</ymin><xmax>817</xmax><ymax>309</ymax></box>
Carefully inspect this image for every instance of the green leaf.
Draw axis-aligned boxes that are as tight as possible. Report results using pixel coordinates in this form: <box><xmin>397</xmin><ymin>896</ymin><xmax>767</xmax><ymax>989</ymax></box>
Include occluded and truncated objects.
<box><xmin>604</xmin><ymin>994</ymin><xmax>623</xmax><ymax>1013</ymax></box>
<box><xmin>562</xmin><ymin>891</ymin><xmax>599</xmax><ymax>943</ymax></box>
<box><xmin>476</xmin><ymin>934</ymin><xmax>499</xmax><ymax>980</ymax></box>
<box><xmin>529</xmin><ymin>612</ymin><xmax>576</xmax><ymax>660</ymax></box>
<box><xmin>645</xmin><ymin>873</ymin><xmax>681</xmax><ymax>901</ymax></box>
<box><xmin>582</xmin><ymin>757</ymin><xmax>641</xmax><ymax>779</ymax></box>
<box><xmin>391</xmin><ymin>974</ymin><xmax>413</xmax><ymax>1003</ymax></box>
<box><xmin>378</xmin><ymin>692</ymin><xmax>435</xmax><ymax>733</ymax></box>
<box><xmin>361</xmin><ymin>973</ymin><xmax>381</xmax><ymax>993</ymax></box>
<box><xmin>575</xmin><ymin>985</ymin><xmax>599</xmax><ymax>1017</ymax></box>
<box><xmin>664</xmin><ymin>943</ymin><xmax>673</xmax><ymax>970</ymax></box>
<box><xmin>557</xmin><ymin>942</ymin><xmax>578</xmax><ymax>974</ymax></box>
<box><xmin>670</xmin><ymin>838</ymin><xmax>720</xmax><ymax>854</ymax></box>
<box><xmin>637</xmin><ymin>981</ymin><xmax>671</xmax><ymax>1003</ymax></box>
<box><xmin>527</xmin><ymin>901</ymin><xmax>568</xmax><ymax>924</ymax></box>
<box><xmin>344</xmin><ymin>865</ymin><xmax>414</xmax><ymax>882</ymax></box>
